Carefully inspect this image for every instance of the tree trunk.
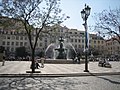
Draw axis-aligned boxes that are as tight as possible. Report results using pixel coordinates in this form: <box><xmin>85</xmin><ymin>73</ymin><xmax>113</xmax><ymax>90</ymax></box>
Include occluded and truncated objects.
<box><xmin>31</xmin><ymin>48</ymin><xmax>35</xmax><ymax>73</ymax></box>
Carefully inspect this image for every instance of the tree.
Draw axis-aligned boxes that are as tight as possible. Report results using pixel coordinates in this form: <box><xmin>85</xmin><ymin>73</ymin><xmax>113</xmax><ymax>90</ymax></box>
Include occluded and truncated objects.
<box><xmin>0</xmin><ymin>46</ymin><xmax>5</xmax><ymax>53</ymax></box>
<box><xmin>15</xmin><ymin>47</ymin><xmax>27</xmax><ymax>59</ymax></box>
<box><xmin>89</xmin><ymin>47</ymin><xmax>100</xmax><ymax>56</ymax></box>
<box><xmin>93</xmin><ymin>8</ymin><xmax>120</xmax><ymax>44</ymax></box>
<box><xmin>0</xmin><ymin>0</ymin><xmax>68</xmax><ymax>73</ymax></box>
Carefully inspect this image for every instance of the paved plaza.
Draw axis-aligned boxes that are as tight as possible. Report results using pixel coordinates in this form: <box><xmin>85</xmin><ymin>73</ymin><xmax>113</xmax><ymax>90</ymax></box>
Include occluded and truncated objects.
<box><xmin>0</xmin><ymin>61</ymin><xmax>120</xmax><ymax>76</ymax></box>
<box><xmin>0</xmin><ymin>75</ymin><xmax>120</xmax><ymax>90</ymax></box>
<box><xmin>0</xmin><ymin>61</ymin><xmax>120</xmax><ymax>90</ymax></box>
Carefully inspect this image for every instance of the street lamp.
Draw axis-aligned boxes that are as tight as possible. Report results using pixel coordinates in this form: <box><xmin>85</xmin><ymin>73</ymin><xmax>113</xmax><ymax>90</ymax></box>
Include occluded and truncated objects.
<box><xmin>81</xmin><ymin>4</ymin><xmax>91</xmax><ymax>72</ymax></box>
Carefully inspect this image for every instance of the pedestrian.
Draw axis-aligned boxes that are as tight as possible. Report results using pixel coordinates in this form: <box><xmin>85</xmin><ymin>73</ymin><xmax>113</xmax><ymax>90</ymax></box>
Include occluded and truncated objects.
<box><xmin>41</xmin><ymin>56</ymin><xmax>45</xmax><ymax>68</ymax></box>
<box><xmin>101</xmin><ymin>58</ymin><xmax>106</xmax><ymax>67</ymax></box>
<box><xmin>72</xmin><ymin>56</ymin><xmax>75</xmax><ymax>63</ymax></box>
<box><xmin>72</xmin><ymin>53</ymin><xmax>76</xmax><ymax>64</ymax></box>
<box><xmin>35</xmin><ymin>60</ymin><xmax>40</xmax><ymax>69</ymax></box>
<box><xmin>77</xmin><ymin>54</ymin><xmax>80</xmax><ymax>64</ymax></box>
<box><xmin>2</xmin><ymin>50</ymin><xmax>5</xmax><ymax>66</ymax></box>
<box><xmin>74</xmin><ymin>56</ymin><xmax>78</xmax><ymax>63</ymax></box>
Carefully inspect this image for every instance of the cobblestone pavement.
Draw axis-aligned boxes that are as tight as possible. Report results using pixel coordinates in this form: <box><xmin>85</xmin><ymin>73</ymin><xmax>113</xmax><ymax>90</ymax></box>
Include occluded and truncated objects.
<box><xmin>0</xmin><ymin>61</ymin><xmax>120</xmax><ymax>75</ymax></box>
<box><xmin>0</xmin><ymin>75</ymin><xmax>120</xmax><ymax>90</ymax></box>
<box><xmin>0</xmin><ymin>61</ymin><xmax>120</xmax><ymax>90</ymax></box>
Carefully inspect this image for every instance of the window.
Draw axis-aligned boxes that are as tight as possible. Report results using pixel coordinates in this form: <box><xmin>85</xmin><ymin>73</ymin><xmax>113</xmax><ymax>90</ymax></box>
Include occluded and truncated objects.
<box><xmin>20</xmin><ymin>36</ymin><xmax>23</xmax><ymax>40</ymax></box>
<box><xmin>61</xmin><ymin>29</ymin><xmax>63</xmax><ymax>32</ymax></box>
<box><xmin>89</xmin><ymin>40</ymin><xmax>91</xmax><ymax>43</ymax></box>
<box><xmin>45</xmin><ymin>38</ymin><xmax>47</xmax><ymax>42</ymax></box>
<box><xmin>16</xmin><ymin>36</ymin><xmax>19</xmax><ymax>40</ymax></box>
<box><xmin>7</xmin><ymin>36</ymin><xmax>10</xmax><ymax>39</ymax></box>
<box><xmin>101</xmin><ymin>46</ymin><xmax>104</xmax><ymax>49</ymax></box>
<box><xmin>98</xmin><ymin>41</ymin><xmax>100</xmax><ymax>44</ymax></box>
<box><xmin>7</xmin><ymin>41</ymin><xmax>10</xmax><ymax>45</ymax></box>
<box><xmin>101</xmin><ymin>41</ymin><xmax>103</xmax><ymax>44</ymax></box>
<box><xmin>12</xmin><ymin>36</ymin><xmax>15</xmax><ymax>40</ymax></box>
<box><xmin>10</xmin><ymin>31</ymin><xmax>13</xmax><ymax>35</ymax></box>
<box><xmin>24</xmin><ymin>36</ymin><xmax>27</xmax><ymax>40</ymax></box>
<box><xmin>58</xmin><ymin>29</ymin><xmax>60</xmax><ymax>32</ymax></box>
<box><xmin>2</xmin><ymin>41</ymin><xmax>5</xmax><ymax>45</ymax></box>
<box><xmin>39</xmin><ymin>43</ymin><xmax>42</xmax><ymax>46</ymax></box>
<box><xmin>11</xmin><ymin>42</ymin><xmax>14</xmax><ymax>46</ymax></box>
<box><xmin>20</xmin><ymin>42</ymin><xmax>23</xmax><ymax>46</ymax></box>
<box><xmin>94</xmin><ymin>40</ymin><xmax>96</xmax><ymax>44</ymax></box>
<box><xmin>75</xmin><ymin>32</ymin><xmax>77</xmax><ymax>34</ymax></box>
<box><xmin>16</xmin><ymin>42</ymin><xmax>19</xmax><ymax>46</ymax></box>
<box><xmin>24</xmin><ymin>32</ymin><xmax>27</xmax><ymax>35</ymax></box>
<box><xmin>82</xmin><ymin>45</ymin><xmax>84</xmax><ymax>48</ymax></box>
<box><xmin>98</xmin><ymin>46</ymin><xmax>100</xmax><ymax>48</ymax></box>
<box><xmin>24</xmin><ymin>42</ymin><xmax>27</xmax><ymax>46</ymax></box>
<box><xmin>71</xmin><ymin>39</ymin><xmax>73</xmax><ymax>42</ymax></box>
<box><xmin>118</xmin><ymin>47</ymin><xmax>119</xmax><ymax>50</ymax></box>
<box><xmin>75</xmin><ymin>39</ymin><xmax>77</xmax><ymax>42</ymax></box>
<box><xmin>78</xmin><ymin>39</ymin><xmax>81</xmax><ymax>43</ymax></box>
<box><xmin>80</xmin><ymin>32</ymin><xmax>84</xmax><ymax>35</ymax></box>
<box><xmin>75</xmin><ymin>45</ymin><xmax>77</xmax><ymax>48</ymax></box>
<box><xmin>3</xmin><ymin>35</ymin><xmax>6</xmax><ymax>39</ymax></box>
<box><xmin>82</xmin><ymin>39</ymin><xmax>84</xmax><ymax>43</ymax></box>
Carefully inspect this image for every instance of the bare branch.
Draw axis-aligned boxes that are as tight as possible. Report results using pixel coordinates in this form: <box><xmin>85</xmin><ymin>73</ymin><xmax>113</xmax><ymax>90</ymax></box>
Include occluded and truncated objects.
<box><xmin>93</xmin><ymin>8</ymin><xmax>120</xmax><ymax>44</ymax></box>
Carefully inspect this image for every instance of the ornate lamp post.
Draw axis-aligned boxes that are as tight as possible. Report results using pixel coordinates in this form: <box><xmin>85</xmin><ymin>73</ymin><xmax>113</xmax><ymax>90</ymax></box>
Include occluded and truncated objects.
<box><xmin>81</xmin><ymin>4</ymin><xmax>91</xmax><ymax>72</ymax></box>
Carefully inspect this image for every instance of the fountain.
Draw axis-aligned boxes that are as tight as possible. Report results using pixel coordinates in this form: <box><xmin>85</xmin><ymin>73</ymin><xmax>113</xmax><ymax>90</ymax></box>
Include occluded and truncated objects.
<box><xmin>55</xmin><ymin>37</ymin><xmax>67</xmax><ymax>59</ymax></box>
<box><xmin>45</xmin><ymin>36</ymin><xmax>77</xmax><ymax>60</ymax></box>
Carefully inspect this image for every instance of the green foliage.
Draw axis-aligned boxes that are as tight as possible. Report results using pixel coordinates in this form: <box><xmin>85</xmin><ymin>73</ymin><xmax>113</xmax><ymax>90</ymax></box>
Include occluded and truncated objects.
<box><xmin>15</xmin><ymin>47</ymin><xmax>27</xmax><ymax>57</ymax></box>
<box><xmin>36</xmin><ymin>51</ymin><xmax>45</xmax><ymax>58</ymax></box>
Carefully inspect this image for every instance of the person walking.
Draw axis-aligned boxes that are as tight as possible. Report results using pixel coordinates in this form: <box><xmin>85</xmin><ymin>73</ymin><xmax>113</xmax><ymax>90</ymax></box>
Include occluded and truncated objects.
<box><xmin>35</xmin><ymin>60</ymin><xmax>40</xmax><ymax>69</ymax></box>
<box><xmin>40</xmin><ymin>56</ymin><xmax>46</xmax><ymax>68</ymax></box>
<box><xmin>2</xmin><ymin>50</ymin><xmax>6</xmax><ymax>66</ymax></box>
<box><xmin>77</xmin><ymin>54</ymin><xmax>80</xmax><ymax>64</ymax></box>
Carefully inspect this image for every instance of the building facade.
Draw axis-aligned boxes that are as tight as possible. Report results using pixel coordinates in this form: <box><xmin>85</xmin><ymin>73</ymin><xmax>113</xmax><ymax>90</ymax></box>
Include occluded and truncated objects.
<box><xmin>0</xmin><ymin>16</ymin><xmax>111</xmax><ymax>58</ymax></box>
<box><xmin>106</xmin><ymin>38</ymin><xmax>120</xmax><ymax>57</ymax></box>
<box><xmin>0</xmin><ymin>26</ymin><xmax>106</xmax><ymax>57</ymax></box>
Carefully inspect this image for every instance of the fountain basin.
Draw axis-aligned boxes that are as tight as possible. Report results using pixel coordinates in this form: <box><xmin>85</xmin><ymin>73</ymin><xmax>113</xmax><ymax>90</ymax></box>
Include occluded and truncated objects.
<box><xmin>37</xmin><ymin>59</ymin><xmax>85</xmax><ymax>64</ymax></box>
<box><xmin>38</xmin><ymin>59</ymin><xmax>73</xmax><ymax>64</ymax></box>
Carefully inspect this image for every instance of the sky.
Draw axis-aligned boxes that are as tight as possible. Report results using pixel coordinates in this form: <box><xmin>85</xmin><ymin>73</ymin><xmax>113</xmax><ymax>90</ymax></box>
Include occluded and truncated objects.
<box><xmin>0</xmin><ymin>0</ymin><xmax>120</xmax><ymax>33</ymax></box>
<box><xmin>60</xmin><ymin>0</ymin><xmax>120</xmax><ymax>32</ymax></box>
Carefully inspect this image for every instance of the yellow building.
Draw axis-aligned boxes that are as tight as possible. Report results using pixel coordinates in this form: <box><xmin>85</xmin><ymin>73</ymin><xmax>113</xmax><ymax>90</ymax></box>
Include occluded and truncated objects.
<box><xmin>106</xmin><ymin>37</ymin><xmax>120</xmax><ymax>57</ymax></box>
<box><xmin>0</xmin><ymin>16</ymin><xmax>110</xmax><ymax>57</ymax></box>
<box><xmin>89</xmin><ymin>34</ymin><xmax>106</xmax><ymax>56</ymax></box>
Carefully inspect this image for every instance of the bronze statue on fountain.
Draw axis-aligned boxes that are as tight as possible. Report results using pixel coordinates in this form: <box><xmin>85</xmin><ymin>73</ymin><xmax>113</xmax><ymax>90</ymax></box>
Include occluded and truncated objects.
<box><xmin>55</xmin><ymin>37</ymin><xmax>67</xmax><ymax>59</ymax></box>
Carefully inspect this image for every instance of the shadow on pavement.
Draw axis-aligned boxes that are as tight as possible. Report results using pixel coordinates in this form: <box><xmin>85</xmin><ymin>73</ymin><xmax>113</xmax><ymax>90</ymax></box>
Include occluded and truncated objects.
<box><xmin>89</xmin><ymin>72</ymin><xmax>120</xmax><ymax>84</ymax></box>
